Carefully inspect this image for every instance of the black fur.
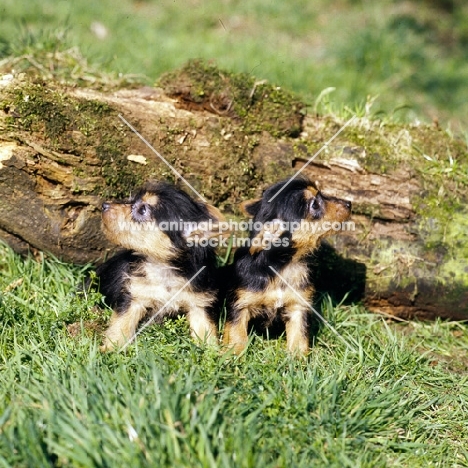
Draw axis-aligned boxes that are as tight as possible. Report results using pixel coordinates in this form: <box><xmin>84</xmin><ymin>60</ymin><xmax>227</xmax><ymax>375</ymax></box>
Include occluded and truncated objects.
<box><xmin>95</xmin><ymin>250</ymin><xmax>144</xmax><ymax>313</ymax></box>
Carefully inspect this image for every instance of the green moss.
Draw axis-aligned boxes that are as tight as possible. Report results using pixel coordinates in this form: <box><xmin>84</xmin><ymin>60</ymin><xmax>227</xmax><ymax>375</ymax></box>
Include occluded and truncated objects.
<box><xmin>158</xmin><ymin>59</ymin><xmax>304</xmax><ymax>138</ymax></box>
<box><xmin>304</xmin><ymin>115</ymin><xmax>468</xmax><ymax>276</ymax></box>
<box><xmin>364</xmin><ymin>240</ymin><xmax>425</xmax><ymax>291</ymax></box>
<box><xmin>3</xmin><ymin>81</ymin><xmax>156</xmax><ymax>198</ymax></box>
<box><xmin>342</xmin><ymin>125</ymin><xmax>397</xmax><ymax>174</ymax></box>
<box><xmin>5</xmin><ymin>85</ymin><xmax>69</xmax><ymax>140</ymax></box>
<box><xmin>293</xmin><ymin>115</ymin><xmax>468</xmax><ymax>306</ymax></box>
<box><xmin>439</xmin><ymin>259</ymin><xmax>468</xmax><ymax>288</ymax></box>
<box><xmin>405</xmin><ymin>128</ymin><xmax>468</xmax><ymax>275</ymax></box>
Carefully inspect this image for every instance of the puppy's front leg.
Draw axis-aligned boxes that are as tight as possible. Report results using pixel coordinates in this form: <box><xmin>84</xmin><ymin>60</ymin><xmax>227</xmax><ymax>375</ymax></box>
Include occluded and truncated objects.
<box><xmin>284</xmin><ymin>306</ymin><xmax>309</xmax><ymax>356</ymax></box>
<box><xmin>223</xmin><ymin>308</ymin><xmax>250</xmax><ymax>354</ymax></box>
<box><xmin>100</xmin><ymin>303</ymin><xmax>147</xmax><ymax>352</ymax></box>
<box><xmin>187</xmin><ymin>307</ymin><xmax>218</xmax><ymax>345</ymax></box>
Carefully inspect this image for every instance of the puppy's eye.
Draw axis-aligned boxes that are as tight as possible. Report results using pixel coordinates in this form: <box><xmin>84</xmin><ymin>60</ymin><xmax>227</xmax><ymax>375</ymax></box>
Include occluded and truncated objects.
<box><xmin>132</xmin><ymin>202</ymin><xmax>151</xmax><ymax>221</ymax></box>
<box><xmin>138</xmin><ymin>205</ymin><xmax>148</xmax><ymax>216</ymax></box>
<box><xmin>311</xmin><ymin>198</ymin><xmax>320</xmax><ymax>211</ymax></box>
<box><xmin>308</xmin><ymin>196</ymin><xmax>323</xmax><ymax>219</ymax></box>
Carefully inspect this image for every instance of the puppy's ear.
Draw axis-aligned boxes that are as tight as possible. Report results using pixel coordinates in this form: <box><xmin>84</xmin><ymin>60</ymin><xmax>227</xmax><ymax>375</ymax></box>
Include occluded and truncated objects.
<box><xmin>249</xmin><ymin>219</ymin><xmax>287</xmax><ymax>255</ymax></box>
<box><xmin>183</xmin><ymin>204</ymin><xmax>231</xmax><ymax>244</ymax></box>
<box><xmin>240</xmin><ymin>199</ymin><xmax>262</xmax><ymax>218</ymax></box>
<box><xmin>205</xmin><ymin>203</ymin><xmax>225</xmax><ymax>222</ymax></box>
<box><xmin>183</xmin><ymin>221</ymin><xmax>231</xmax><ymax>243</ymax></box>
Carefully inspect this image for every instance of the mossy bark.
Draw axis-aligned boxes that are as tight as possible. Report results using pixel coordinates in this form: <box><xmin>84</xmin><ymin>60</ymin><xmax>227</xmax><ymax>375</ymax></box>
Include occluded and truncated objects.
<box><xmin>0</xmin><ymin>61</ymin><xmax>467</xmax><ymax>318</ymax></box>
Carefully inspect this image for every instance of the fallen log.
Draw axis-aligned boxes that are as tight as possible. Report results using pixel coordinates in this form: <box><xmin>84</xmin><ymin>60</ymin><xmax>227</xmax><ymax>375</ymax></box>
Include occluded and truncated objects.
<box><xmin>0</xmin><ymin>61</ymin><xmax>467</xmax><ymax>319</ymax></box>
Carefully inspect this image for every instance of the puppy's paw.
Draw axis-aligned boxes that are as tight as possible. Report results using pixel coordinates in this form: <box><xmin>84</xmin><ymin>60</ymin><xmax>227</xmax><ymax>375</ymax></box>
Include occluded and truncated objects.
<box><xmin>99</xmin><ymin>337</ymin><xmax>122</xmax><ymax>353</ymax></box>
<box><xmin>222</xmin><ymin>336</ymin><xmax>249</xmax><ymax>355</ymax></box>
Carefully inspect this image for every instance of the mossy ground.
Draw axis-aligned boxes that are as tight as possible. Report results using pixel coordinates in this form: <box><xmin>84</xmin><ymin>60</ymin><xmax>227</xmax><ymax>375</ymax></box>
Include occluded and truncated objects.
<box><xmin>159</xmin><ymin>59</ymin><xmax>305</xmax><ymax>138</ymax></box>
<box><xmin>1</xmin><ymin>0</ymin><xmax>467</xmax><ymax>129</ymax></box>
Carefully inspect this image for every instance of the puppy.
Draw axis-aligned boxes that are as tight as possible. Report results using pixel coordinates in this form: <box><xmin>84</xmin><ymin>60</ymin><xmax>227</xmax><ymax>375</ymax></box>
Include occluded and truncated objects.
<box><xmin>223</xmin><ymin>176</ymin><xmax>352</xmax><ymax>355</ymax></box>
<box><xmin>95</xmin><ymin>181</ymin><xmax>224</xmax><ymax>351</ymax></box>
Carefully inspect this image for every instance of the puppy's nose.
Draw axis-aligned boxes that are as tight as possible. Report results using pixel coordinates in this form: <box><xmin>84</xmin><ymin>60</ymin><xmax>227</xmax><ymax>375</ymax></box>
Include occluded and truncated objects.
<box><xmin>102</xmin><ymin>202</ymin><xmax>111</xmax><ymax>212</ymax></box>
<box><xmin>345</xmin><ymin>200</ymin><xmax>352</xmax><ymax>210</ymax></box>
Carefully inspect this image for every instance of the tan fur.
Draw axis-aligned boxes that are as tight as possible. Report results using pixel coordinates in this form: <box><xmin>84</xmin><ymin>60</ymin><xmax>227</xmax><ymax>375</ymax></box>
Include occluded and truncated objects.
<box><xmin>223</xmin><ymin>310</ymin><xmax>250</xmax><ymax>354</ymax></box>
<box><xmin>101</xmin><ymin>203</ymin><xmax>174</xmax><ymax>262</ymax></box>
<box><xmin>205</xmin><ymin>203</ymin><xmax>226</xmax><ymax>222</ymax></box>
<box><xmin>284</xmin><ymin>306</ymin><xmax>309</xmax><ymax>355</ymax></box>
<box><xmin>100</xmin><ymin>303</ymin><xmax>147</xmax><ymax>351</ymax></box>
<box><xmin>188</xmin><ymin>307</ymin><xmax>218</xmax><ymax>344</ymax></box>
<box><xmin>304</xmin><ymin>186</ymin><xmax>319</xmax><ymax>199</ymax></box>
<box><xmin>140</xmin><ymin>193</ymin><xmax>159</xmax><ymax>205</ymax></box>
<box><xmin>322</xmin><ymin>198</ymin><xmax>351</xmax><ymax>225</ymax></box>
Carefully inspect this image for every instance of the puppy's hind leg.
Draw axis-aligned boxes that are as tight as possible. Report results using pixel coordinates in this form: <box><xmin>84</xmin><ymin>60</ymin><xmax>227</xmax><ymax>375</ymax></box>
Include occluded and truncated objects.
<box><xmin>100</xmin><ymin>303</ymin><xmax>147</xmax><ymax>352</ymax></box>
<box><xmin>187</xmin><ymin>307</ymin><xmax>219</xmax><ymax>345</ymax></box>
<box><xmin>223</xmin><ymin>308</ymin><xmax>250</xmax><ymax>354</ymax></box>
<box><xmin>284</xmin><ymin>306</ymin><xmax>309</xmax><ymax>356</ymax></box>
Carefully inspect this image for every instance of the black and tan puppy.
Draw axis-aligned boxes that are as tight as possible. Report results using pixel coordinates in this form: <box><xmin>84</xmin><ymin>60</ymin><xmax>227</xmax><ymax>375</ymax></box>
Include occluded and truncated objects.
<box><xmin>96</xmin><ymin>181</ymin><xmax>223</xmax><ymax>351</ymax></box>
<box><xmin>223</xmin><ymin>177</ymin><xmax>352</xmax><ymax>355</ymax></box>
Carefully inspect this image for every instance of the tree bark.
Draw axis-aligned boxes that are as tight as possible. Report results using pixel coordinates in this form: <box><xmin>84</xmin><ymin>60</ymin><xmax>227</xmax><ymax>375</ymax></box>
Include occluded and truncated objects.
<box><xmin>0</xmin><ymin>62</ymin><xmax>467</xmax><ymax>319</ymax></box>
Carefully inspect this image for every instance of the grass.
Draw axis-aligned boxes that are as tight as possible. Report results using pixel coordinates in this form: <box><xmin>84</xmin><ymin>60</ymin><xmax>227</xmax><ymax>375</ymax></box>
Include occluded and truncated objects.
<box><xmin>0</xmin><ymin>0</ymin><xmax>468</xmax><ymax>130</ymax></box>
<box><xmin>1</xmin><ymin>241</ymin><xmax>468</xmax><ymax>467</ymax></box>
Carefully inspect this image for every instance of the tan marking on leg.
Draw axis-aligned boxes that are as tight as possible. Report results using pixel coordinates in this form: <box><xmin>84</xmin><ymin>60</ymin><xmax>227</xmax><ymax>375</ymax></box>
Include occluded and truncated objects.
<box><xmin>187</xmin><ymin>308</ymin><xmax>218</xmax><ymax>345</ymax></box>
<box><xmin>284</xmin><ymin>308</ymin><xmax>309</xmax><ymax>356</ymax></box>
<box><xmin>100</xmin><ymin>304</ymin><xmax>147</xmax><ymax>352</ymax></box>
<box><xmin>223</xmin><ymin>309</ymin><xmax>250</xmax><ymax>354</ymax></box>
